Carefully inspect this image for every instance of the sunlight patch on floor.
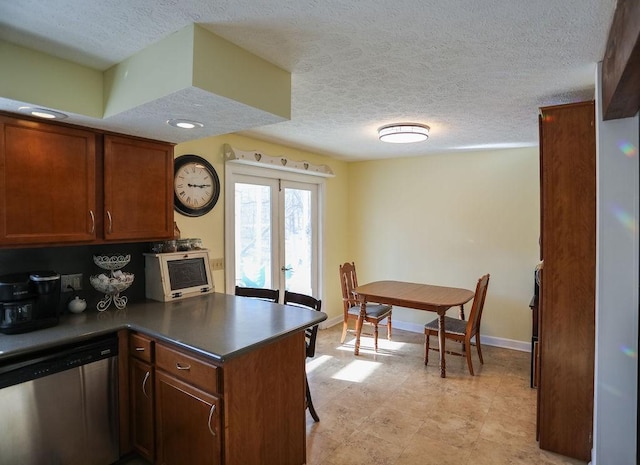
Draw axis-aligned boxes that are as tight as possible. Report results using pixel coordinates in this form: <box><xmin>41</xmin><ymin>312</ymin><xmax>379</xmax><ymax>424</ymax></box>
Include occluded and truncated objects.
<box><xmin>306</xmin><ymin>354</ymin><xmax>332</xmax><ymax>373</ymax></box>
<box><xmin>336</xmin><ymin>336</ymin><xmax>408</xmax><ymax>356</ymax></box>
<box><xmin>335</xmin><ymin>345</ymin><xmax>394</xmax><ymax>357</ymax></box>
<box><xmin>331</xmin><ymin>359</ymin><xmax>381</xmax><ymax>382</ymax></box>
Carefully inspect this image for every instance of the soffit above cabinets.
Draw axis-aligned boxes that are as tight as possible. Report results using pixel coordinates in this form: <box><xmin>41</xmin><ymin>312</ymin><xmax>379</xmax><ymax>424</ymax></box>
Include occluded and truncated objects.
<box><xmin>0</xmin><ymin>24</ymin><xmax>291</xmax><ymax>144</ymax></box>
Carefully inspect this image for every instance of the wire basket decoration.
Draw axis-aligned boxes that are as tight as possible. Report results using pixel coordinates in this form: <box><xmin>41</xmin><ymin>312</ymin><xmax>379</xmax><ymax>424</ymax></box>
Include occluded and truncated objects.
<box><xmin>90</xmin><ymin>254</ymin><xmax>134</xmax><ymax>311</ymax></box>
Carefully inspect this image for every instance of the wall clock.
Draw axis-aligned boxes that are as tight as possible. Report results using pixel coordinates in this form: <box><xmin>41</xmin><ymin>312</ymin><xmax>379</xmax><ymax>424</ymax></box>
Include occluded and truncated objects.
<box><xmin>173</xmin><ymin>154</ymin><xmax>220</xmax><ymax>217</ymax></box>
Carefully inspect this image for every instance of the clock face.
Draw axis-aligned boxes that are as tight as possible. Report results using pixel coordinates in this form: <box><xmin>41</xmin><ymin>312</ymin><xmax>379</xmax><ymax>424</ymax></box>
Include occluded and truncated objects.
<box><xmin>173</xmin><ymin>155</ymin><xmax>220</xmax><ymax>217</ymax></box>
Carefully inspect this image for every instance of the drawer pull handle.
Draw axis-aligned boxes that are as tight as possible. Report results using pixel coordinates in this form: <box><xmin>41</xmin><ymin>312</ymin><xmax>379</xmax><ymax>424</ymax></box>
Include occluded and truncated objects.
<box><xmin>107</xmin><ymin>210</ymin><xmax>113</xmax><ymax>234</ymax></box>
<box><xmin>176</xmin><ymin>362</ymin><xmax>191</xmax><ymax>371</ymax></box>
<box><xmin>135</xmin><ymin>347</ymin><xmax>145</xmax><ymax>352</ymax></box>
<box><xmin>89</xmin><ymin>210</ymin><xmax>95</xmax><ymax>234</ymax></box>
<box><xmin>208</xmin><ymin>404</ymin><xmax>216</xmax><ymax>436</ymax></box>
<box><xmin>142</xmin><ymin>371</ymin><xmax>151</xmax><ymax>399</ymax></box>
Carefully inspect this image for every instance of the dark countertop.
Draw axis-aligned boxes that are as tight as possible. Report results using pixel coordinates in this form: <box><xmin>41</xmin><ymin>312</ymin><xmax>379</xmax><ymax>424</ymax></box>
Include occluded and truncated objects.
<box><xmin>0</xmin><ymin>292</ymin><xmax>327</xmax><ymax>363</ymax></box>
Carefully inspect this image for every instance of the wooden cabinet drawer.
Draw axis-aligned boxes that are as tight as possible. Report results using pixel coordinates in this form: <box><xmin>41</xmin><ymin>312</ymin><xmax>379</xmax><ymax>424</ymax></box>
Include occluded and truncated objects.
<box><xmin>129</xmin><ymin>333</ymin><xmax>154</xmax><ymax>363</ymax></box>
<box><xmin>156</xmin><ymin>343</ymin><xmax>219</xmax><ymax>394</ymax></box>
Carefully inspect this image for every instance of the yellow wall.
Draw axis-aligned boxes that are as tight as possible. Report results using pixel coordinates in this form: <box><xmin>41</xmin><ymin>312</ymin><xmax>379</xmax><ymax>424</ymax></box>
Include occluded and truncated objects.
<box><xmin>173</xmin><ymin>133</ymin><xmax>351</xmax><ymax>321</ymax></box>
<box><xmin>347</xmin><ymin>148</ymin><xmax>540</xmax><ymax>342</ymax></box>
<box><xmin>0</xmin><ymin>40</ymin><xmax>103</xmax><ymax>117</ymax></box>
<box><xmin>174</xmin><ymin>136</ymin><xmax>538</xmax><ymax>344</ymax></box>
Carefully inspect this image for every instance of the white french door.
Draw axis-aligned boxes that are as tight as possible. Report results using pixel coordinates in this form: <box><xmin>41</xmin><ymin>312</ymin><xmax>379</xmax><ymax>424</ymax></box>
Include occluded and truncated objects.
<box><xmin>225</xmin><ymin>164</ymin><xmax>323</xmax><ymax>299</ymax></box>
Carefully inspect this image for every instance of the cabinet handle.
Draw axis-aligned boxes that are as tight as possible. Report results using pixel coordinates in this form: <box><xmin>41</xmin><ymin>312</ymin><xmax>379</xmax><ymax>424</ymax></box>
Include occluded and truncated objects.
<box><xmin>142</xmin><ymin>371</ymin><xmax>150</xmax><ymax>399</ymax></box>
<box><xmin>89</xmin><ymin>210</ymin><xmax>95</xmax><ymax>233</ymax></box>
<box><xmin>207</xmin><ymin>404</ymin><xmax>216</xmax><ymax>436</ymax></box>
<box><xmin>176</xmin><ymin>362</ymin><xmax>191</xmax><ymax>371</ymax></box>
<box><xmin>135</xmin><ymin>347</ymin><xmax>145</xmax><ymax>352</ymax></box>
<box><xmin>107</xmin><ymin>211</ymin><xmax>113</xmax><ymax>234</ymax></box>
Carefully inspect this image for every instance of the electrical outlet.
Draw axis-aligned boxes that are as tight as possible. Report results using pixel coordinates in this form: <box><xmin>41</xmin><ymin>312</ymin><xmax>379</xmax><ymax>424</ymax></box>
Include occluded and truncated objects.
<box><xmin>61</xmin><ymin>273</ymin><xmax>83</xmax><ymax>291</ymax></box>
<box><xmin>210</xmin><ymin>258</ymin><xmax>224</xmax><ymax>271</ymax></box>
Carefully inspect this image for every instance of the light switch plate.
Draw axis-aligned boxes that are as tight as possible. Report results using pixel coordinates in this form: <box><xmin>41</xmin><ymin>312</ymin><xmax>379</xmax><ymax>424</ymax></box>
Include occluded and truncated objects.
<box><xmin>61</xmin><ymin>273</ymin><xmax>83</xmax><ymax>291</ymax></box>
<box><xmin>210</xmin><ymin>258</ymin><xmax>224</xmax><ymax>271</ymax></box>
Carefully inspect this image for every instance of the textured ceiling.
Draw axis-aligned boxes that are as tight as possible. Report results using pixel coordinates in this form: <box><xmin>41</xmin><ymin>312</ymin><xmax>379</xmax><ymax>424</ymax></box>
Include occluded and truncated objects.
<box><xmin>0</xmin><ymin>0</ymin><xmax>617</xmax><ymax>160</ymax></box>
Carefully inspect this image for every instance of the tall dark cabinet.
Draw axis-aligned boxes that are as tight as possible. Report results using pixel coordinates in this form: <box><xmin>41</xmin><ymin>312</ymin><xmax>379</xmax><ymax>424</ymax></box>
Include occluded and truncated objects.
<box><xmin>537</xmin><ymin>101</ymin><xmax>596</xmax><ymax>461</ymax></box>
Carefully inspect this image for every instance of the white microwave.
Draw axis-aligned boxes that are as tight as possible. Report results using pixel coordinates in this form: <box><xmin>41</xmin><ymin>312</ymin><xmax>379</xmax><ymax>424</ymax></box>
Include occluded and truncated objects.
<box><xmin>144</xmin><ymin>250</ymin><xmax>214</xmax><ymax>301</ymax></box>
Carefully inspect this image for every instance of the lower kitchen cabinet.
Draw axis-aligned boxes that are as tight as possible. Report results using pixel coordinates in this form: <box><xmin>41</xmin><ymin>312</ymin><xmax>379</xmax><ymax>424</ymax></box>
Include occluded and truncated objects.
<box><xmin>130</xmin><ymin>358</ymin><xmax>155</xmax><ymax>463</ymax></box>
<box><xmin>124</xmin><ymin>330</ymin><xmax>306</xmax><ymax>465</ymax></box>
<box><xmin>155</xmin><ymin>370</ymin><xmax>221</xmax><ymax>465</ymax></box>
<box><xmin>128</xmin><ymin>332</ymin><xmax>155</xmax><ymax>462</ymax></box>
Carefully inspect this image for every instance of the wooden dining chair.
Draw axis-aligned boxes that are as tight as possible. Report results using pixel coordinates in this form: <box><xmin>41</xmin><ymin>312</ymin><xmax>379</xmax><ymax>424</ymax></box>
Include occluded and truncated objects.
<box><xmin>234</xmin><ymin>285</ymin><xmax>279</xmax><ymax>303</ymax></box>
<box><xmin>424</xmin><ymin>274</ymin><xmax>490</xmax><ymax>375</ymax></box>
<box><xmin>339</xmin><ymin>262</ymin><xmax>392</xmax><ymax>351</ymax></box>
<box><xmin>283</xmin><ymin>290</ymin><xmax>322</xmax><ymax>422</ymax></box>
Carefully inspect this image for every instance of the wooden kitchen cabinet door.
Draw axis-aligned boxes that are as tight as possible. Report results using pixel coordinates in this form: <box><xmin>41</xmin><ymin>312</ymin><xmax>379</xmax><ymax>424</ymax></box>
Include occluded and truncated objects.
<box><xmin>155</xmin><ymin>370</ymin><xmax>221</xmax><ymax>465</ymax></box>
<box><xmin>538</xmin><ymin>101</ymin><xmax>595</xmax><ymax>461</ymax></box>
<box><xmin>0</xmin><ymin>116</ymin><xmax>97</xmax><ymax>245</ymax></box>
<box><xmin>103</xmin><ymin>135</ymin><xmax>174</xmax><ymax>241</ymax></box>
<box><xmin>130</xmin><ymin>357</ymin><xmax>155</xmax><ymax>463</ymax></box>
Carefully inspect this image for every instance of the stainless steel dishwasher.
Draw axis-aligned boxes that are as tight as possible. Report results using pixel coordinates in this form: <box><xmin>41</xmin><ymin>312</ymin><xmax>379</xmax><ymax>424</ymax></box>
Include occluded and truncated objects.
<box><xmin>0</xmin><ymin>334</ymin><xmax>119</xmax><ymax>465</ymax></box>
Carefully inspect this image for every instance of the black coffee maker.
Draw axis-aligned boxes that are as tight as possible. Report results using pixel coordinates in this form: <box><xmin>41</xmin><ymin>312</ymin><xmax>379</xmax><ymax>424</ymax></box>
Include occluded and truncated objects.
<box><xmin>0</xmin><ymin>271</ymin><xmax>61</xmax><ymax>334</ymax></box>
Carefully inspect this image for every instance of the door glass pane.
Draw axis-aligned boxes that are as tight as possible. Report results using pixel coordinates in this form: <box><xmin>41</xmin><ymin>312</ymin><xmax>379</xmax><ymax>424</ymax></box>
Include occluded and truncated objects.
<box><xmin>235</xmin><ymin>183</ymin><xmax>272</xmax><ymax>288</ymax></box>
<box><xmin>284</xmin><ymin>187</ymin><xmax>312</xmax><ymax>294</ymax></box>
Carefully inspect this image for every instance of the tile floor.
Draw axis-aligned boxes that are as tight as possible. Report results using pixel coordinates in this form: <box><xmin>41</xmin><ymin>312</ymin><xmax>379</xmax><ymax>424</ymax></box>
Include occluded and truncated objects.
<box><xmin>304</xmin><ymin>324</ymin><xmax>587</xmax><ymax>465</ymax></box>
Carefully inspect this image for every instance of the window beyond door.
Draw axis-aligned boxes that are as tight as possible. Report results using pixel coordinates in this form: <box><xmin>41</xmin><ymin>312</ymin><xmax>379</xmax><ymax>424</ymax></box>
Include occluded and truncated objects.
<box><xmin>225</xmin><ymin>166</ymin><xmax>322</xmax><ymax>300</ymax></box>
<box><xmin>234</xmin><ymin>181</ymin><xmax>274</xmax><ymax>289</ymax></box>
<box><xmin>283</xmin><ymin>183</ymin><xmax>315</xmax><ymax>295</ymax></box>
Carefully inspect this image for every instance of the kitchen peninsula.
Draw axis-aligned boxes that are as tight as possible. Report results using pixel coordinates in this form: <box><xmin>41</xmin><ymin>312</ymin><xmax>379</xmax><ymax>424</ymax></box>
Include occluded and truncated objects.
<box><xmin>0</xmin><ymin>292</ymin><xmax>327</xmax><ymax>465</ymax></box>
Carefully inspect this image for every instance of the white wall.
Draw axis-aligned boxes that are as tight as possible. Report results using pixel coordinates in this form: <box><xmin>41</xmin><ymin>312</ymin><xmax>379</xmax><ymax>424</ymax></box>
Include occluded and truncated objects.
<box><xmin>593</xmin><ymin>62</ymin><xmax>639</xmax><ymax>464</ymax></box>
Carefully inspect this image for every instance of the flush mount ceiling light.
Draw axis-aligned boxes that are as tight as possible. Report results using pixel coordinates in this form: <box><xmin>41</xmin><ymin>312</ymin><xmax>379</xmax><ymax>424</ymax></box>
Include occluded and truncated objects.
<box><xmin>378</xmin><ymin>123</ymin><xmax>430</xmax><ymax>143</ymax></box>
<box><xmin>18</xmin><ymin>106</ymin><xmax>68</xmax><ymax>120</ymax></box>
<box><xmin>167</xmin><ymin>119</ymin><xmax>204</xmax><ymax>129</ymax></box>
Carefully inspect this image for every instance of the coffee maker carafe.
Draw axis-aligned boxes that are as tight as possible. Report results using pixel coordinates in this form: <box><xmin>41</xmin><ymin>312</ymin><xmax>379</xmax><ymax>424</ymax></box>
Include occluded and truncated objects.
<box><xmin>0</xmin><ymin>271</ymin><xmax>61</xmax><ymax>334</ymax></box>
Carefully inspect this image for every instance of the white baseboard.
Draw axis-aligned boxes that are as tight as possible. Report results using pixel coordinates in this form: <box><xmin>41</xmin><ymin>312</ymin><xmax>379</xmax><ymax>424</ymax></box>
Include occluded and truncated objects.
<box><xmin>319</xmin><ymin>314</ymin><xmax>344</xmax><ymax>329</ymax></box>
<box><xmin>320</xmin><ymin>316</ymin><xmax>531</xmax><ymax>352</ymax></box>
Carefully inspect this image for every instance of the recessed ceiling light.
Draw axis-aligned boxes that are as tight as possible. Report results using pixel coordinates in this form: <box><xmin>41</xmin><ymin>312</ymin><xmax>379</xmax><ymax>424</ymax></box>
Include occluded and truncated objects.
<box><xmin>378</xmin><ymin>123</ymin><xmax>430</xmax><ymax>143</ymax></box>
<box><xmin>167</xmin><ymin>119</ymin><xmax>204</xmax><ymax>129</ymax></box>
<box><xmin>18</xmin><ymin>106</ymin><xmax>68</xmax><ymax>120</ymax></box>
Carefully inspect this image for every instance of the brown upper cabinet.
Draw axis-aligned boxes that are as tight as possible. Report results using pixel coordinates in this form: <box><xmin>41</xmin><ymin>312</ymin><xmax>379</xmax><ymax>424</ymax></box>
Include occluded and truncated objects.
<box><xmin>104</xmin><ymin>135</ymin><xmax>173</xmax><ymax>242</ymax></box>
<box><xmin>0</xmin><ymin>116</ymin><xmax>97</xmax><ymax>245</ymax></box>
<box><xmin>0</xmin><ymin>115</ymin><xmax>174</xmax><ymax>247</ymax></box>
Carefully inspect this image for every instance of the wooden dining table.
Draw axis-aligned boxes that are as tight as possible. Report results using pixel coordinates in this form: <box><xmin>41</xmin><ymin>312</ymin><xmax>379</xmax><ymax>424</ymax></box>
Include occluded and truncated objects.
<box><xmin>354</xmin><ymin>280</ymin><xmax>475</xmax><ymax>377</ymax></box>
